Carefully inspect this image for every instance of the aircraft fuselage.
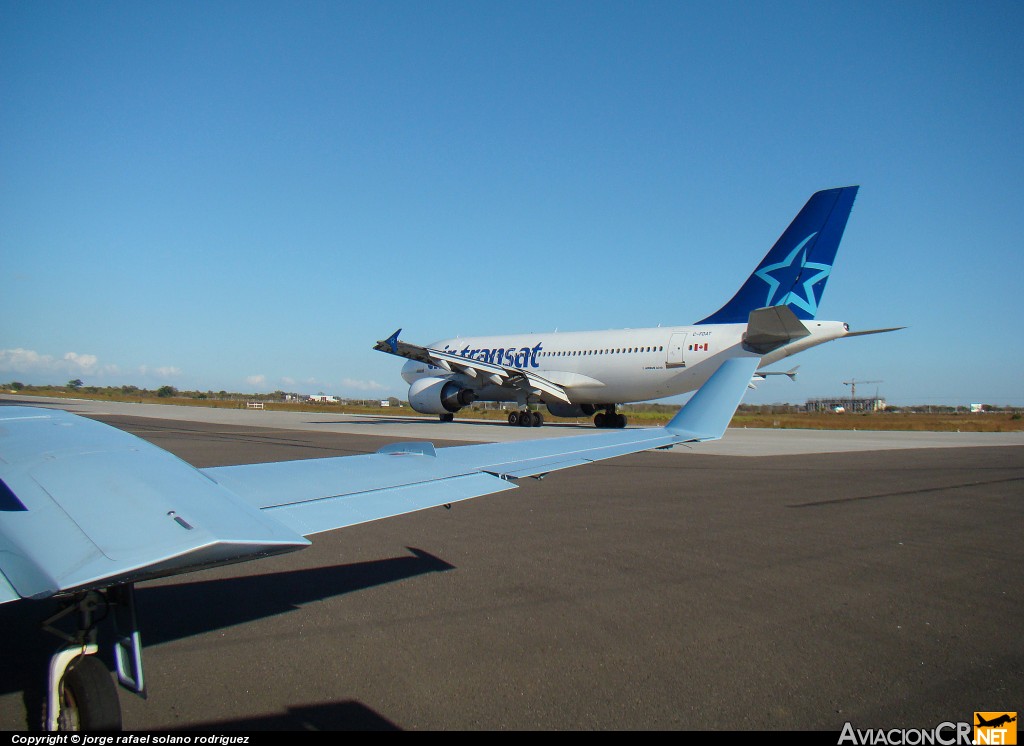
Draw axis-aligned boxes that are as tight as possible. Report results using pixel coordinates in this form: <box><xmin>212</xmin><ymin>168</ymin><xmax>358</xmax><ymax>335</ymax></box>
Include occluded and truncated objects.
<box><xmin>401</xmin><ymin>320</ymin><xmax>849</xmax><ymax>405</ymax></box>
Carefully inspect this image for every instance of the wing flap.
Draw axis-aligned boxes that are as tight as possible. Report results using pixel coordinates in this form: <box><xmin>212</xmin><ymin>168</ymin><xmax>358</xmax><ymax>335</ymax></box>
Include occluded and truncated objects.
<box><xmin>374</xmin><ymin>330</ymin><xmax>572</xmax><ymax>403</ymax></box>
<box><xmin>471</xmin><ymin>431</ymin><xmax>682</xmax><ymax>479</ymax></box>
<box><xmin>204</xmin><ymin>451</ymin><xmax>487</xmax><ymax>510</ymax></box>
<box><xmin>424</xmin><ymin>349</ymin><xmax>570</xmax><ymax>402</ymax></box>
<box><xmin>264</xmin><ymin>472</ymin><xmax>518</xmax><ymax>536</ymax></box>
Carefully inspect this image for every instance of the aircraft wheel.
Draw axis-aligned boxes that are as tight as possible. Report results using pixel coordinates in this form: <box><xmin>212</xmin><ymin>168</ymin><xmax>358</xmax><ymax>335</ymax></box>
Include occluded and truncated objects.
<box><xmin>439</xmin><ymin>413</ymin><xmax>455</xmax><ymax>423</ymax></box>
<box><xmin>531</xmin><ymin>411</ymin><xmax>543</xmax><ymax>427</ymax></box>
<box><xmin>594</xmin><ymin>413</ymin><xmax>606</xmax><ymax>428</ymax></box>
<box><xmin>52</xmin><ymin>656</ymin><xmax>122</xmax><ymax>731</ymax></box>
<box><xmin>508</xmin><ymin>411</ymin><xmax>519</xmax><ymax>426</ymax></box>
<box><xmin>518</xmin><ymin>411</ymin><xmax>533</xmax><ymax>426</ymax></box>
<box><xmin>616</xmin><ymin>414</ymin><xmax>627</xmax><ymax>429</ymax></box>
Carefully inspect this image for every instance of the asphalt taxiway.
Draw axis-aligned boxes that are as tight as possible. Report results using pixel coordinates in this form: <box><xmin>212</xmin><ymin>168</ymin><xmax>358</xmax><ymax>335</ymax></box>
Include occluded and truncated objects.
<box><xmin>0</xmin><ymin>399</ymin><xmax>1020</xmax><ymax>730</ymax></box>
<box><xmin>3</xmin><ymin>394</ymin><xmax>1021</xmax><ymax>454</ymax></box>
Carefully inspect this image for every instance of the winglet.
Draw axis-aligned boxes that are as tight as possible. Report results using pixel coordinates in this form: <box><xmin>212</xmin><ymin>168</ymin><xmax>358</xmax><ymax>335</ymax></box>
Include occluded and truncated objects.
<box><xmin>375</xmin><ymin>328</ymin><xmax>402</xmax><ymax>355</ymax></box>
<box><xmin>665</xmin><ymin>357</ymin><xmax>761</xmax><ymax>439</ymax></box>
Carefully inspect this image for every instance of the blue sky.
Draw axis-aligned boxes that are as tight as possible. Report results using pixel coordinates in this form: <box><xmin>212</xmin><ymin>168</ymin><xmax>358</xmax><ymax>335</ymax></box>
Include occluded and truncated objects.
<box><xmin>2</xmin><ymin>1</ymin><xmax>1022</xmax><ymax>406</ymax></box>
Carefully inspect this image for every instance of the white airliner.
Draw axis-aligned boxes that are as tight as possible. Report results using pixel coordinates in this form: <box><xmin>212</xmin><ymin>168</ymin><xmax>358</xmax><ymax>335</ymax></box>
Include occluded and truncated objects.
<box><xmin>376</xmin><ymin>186</ymin><xmax>901</xmax><ymax>428</ymax></box>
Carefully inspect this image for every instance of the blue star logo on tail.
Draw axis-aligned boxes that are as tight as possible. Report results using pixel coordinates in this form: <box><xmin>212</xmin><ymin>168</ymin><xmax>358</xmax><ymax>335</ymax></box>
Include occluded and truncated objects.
<box><xmin>753</xmin><ymin>233</ymin><xmax>831</xmax><ymax>317</ymax></box>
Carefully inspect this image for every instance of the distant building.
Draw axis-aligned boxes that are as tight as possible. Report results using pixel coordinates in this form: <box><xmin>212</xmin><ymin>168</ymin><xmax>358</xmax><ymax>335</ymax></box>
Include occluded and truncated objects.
<box><xmin>806</xmin><ymin>397</ymin><xmax>886</xmax><ymax>413</ymax></box>
<box><xmin>309</xmin><ymin>394</ymin><xmax>339</xmax><ymax>403</ymax></box>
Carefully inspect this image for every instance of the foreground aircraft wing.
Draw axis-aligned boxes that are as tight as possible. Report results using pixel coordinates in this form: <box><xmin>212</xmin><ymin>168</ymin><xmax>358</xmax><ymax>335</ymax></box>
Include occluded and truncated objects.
<box><xmin>0</xmin><ymin>357</ymin><xmax>759</xmax><ymax>605</ymax></box>
<box><xmin>374</xmin><ymin>328</ymin><xmax>571</xmax><ymax>403</ymax></box>
<box><xmin>209</xmin><ymin>355</ymin><xmax>758</xmax><ymax>534</ymax></box>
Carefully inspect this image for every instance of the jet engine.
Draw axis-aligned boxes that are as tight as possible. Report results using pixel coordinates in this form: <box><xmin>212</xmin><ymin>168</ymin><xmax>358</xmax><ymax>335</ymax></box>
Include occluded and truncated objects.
<box><xmin>408</xmin><ymin>376</ymin><xmax>477</xmax><ymax>415</ymax></box>
<box><xmin>546</xmin><ymin>403</ymin><xmax>597</xmax><ymax>419</ymax></box>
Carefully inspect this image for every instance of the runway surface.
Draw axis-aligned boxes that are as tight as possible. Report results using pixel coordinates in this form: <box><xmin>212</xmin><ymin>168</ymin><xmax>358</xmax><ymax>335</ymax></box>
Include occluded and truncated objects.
<box><xmin>3</xmin><ymin>394</ymin><xmax>1022</xmax><ymax>455</ymax></box>
<box><xmin>0</xmin><ymin>400</ymin><xmax>1020</xmax><ymax>730</ymax></box>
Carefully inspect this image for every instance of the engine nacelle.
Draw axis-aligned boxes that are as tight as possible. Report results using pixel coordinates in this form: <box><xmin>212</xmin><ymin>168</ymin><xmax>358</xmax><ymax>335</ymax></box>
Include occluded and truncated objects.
<box><xmin>546</xmin><ymin>403</ymin><xmax>597</xmax><ymax>419</ymax></box>
<box><xmin>408</xmin><ymin>376</ymin><xmax>477</xmax><ymax>415</ymax></box>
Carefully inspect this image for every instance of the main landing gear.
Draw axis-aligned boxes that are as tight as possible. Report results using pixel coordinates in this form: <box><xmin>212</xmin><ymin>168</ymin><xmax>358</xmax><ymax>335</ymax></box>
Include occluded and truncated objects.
<box><xmin>49</xmin><ymin>655</ymin><xmax>120</xmax><ymax>731</ymax></box>
<box><xmin>41</xmin><ymin>584</ymin><xmax>144</xmax><ymax>731</ymax></box>
<box><xmin>438</xmin><ymin>413</ymin><xmax>455</xmax><ymax>422</ymax></box>
<box><xmin>508</xmin><ymin>410</ymin><xmax>543</xmax><ymax>427</ymax></box>
<box><xmin>594</xmin><ymin>408</ymin><xmax>627</xmax><ymax>429</ymax></box>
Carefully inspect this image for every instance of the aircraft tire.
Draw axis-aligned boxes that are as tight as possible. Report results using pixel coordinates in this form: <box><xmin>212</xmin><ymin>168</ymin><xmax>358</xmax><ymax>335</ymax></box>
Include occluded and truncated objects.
<box><xmin>518</xmin><ymin>411</ymin><xmax>533</xmax><ymax>426</ymax></box>
<box><xmin>52</xmin><ymin>656</ymin><xmax>122</xmax><ymax>731</ymax></box>
<box><xmin>531</xmin><ymin>411</ymin><xmax>543</xmax><ymax>427</ymax></box>
<box><xmin>508</xmin><ymin>412</ymin><xmax>519</xmax><ymax>426</ymax></box>
<box><xmin>439</xmin><ymin>413</ymin><xmax>455</xmax><ymax>423</ymax></box>
<box><xmin>616</xmin><ymin>414</ymin><xmax>627</xmax><ymax>429</ymax></box>
<box><xmin>594</xmin><ymin>413</ymin><xmax>606</xmax><ymax>428</ymax></box>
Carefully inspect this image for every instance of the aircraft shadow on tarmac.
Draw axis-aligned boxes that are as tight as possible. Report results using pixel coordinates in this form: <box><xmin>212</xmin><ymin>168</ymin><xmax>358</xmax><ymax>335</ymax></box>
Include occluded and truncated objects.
<box><xmin>308</xmin><ymin>416</ymin><xmax>586</xmax><ymax>429</ymax></box>
<box><xmin>176</xmin><ymin>700</ymin><xmax>401</xmax><ymax>731</ymax></box>
<box><xmin>136</xmin><ymin>546</ymin><xmax>455</xmax><ymax>644</ymax></box>
<box><xmin>0</xmin><ymin>547</ymin><xmax>453</xmax><ymax>727</ymax></box>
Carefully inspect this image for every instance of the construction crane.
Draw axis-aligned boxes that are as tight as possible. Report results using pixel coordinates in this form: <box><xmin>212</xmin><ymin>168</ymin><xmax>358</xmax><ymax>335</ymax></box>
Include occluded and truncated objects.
<box><xmin>843</xmin><ymin>378</ymin><xmax>882</xmax><ymax>399</ymax></box>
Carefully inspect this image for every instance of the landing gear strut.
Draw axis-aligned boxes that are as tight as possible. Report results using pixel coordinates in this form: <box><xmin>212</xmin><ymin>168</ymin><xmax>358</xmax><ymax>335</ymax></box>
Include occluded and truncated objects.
<box><xmin>594</xmin><ymin>407</ymin><xmax>627</xmax><ymax>429</ymax></box>
<box><xmin>41</xmin><ymin>584</ymin><xmax>144</xmax><ymax>731</ymax></box>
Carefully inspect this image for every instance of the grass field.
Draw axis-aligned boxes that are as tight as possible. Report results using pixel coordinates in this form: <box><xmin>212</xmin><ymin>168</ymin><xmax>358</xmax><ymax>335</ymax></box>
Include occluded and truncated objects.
<box><xmin>728</xmin><ymin>411</ymin><xmax>1022</xmax><ymax>432</ymax></box>
<box><xmin>8</xmin><ymin>388</ymin><xmax>1022</xmax><ymax>433</ymax></box>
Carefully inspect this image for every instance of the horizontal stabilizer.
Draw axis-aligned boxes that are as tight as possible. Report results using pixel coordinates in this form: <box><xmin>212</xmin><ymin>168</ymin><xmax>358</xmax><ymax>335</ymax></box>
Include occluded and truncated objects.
<box><xmin>743</xmin><ymin>306</ymin><xmax>810</xmax><ymax>354</ymax></box>
<box><xmin>844</xmin><ymin>326</ymin><xmax>905</xmax><ymax>337</ymax></box>
<box><xmin>754</xmin><ymin>365</ymin><xmax>799</xmax><ymax>381</ymax></box>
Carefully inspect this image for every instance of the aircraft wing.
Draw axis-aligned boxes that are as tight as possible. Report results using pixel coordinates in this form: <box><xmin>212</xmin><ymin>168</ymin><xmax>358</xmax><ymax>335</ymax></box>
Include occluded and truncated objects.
<box><xmin>209</xmin><ymin>355</ymin><xmax>758</xmax><ymax>535</ymax></box>
<box><xmin>374</xmin><ymin>328</ymin><xmax>572</xmax><ymax>403</ymax></box>
<box><xmin>0</xmin><ymin>357</ymin><xmax>759</xmax><ymax>605</ymax></box>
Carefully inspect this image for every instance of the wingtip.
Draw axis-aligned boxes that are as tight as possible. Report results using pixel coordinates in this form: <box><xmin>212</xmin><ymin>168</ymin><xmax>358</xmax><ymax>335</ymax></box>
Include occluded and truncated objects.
<box><xmin>374</xmin><ymin>328</ymin><xmax>402</xmax><ymax>354</ymax></box>
<box><xmin>664</xmin><ymin>357</ymin><xmax>761</xmax><ymax>439</ymax></box>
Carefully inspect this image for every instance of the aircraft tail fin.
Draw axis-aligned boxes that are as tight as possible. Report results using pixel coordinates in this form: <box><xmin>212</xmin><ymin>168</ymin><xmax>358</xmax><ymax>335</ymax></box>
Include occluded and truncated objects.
<box><xmin>696</xmin><ymin>186</ymin><xmax>859</xmax><ymax>325</ymax></box>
